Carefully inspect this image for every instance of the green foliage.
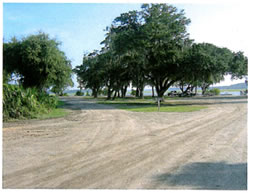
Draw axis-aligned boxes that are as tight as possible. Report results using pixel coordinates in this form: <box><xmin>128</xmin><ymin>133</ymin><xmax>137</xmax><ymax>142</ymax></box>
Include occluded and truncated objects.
<box><xmin>206</xmin><ymin>88</ymin><xmax>220</xmax><ymax>95</ymax></box>
<box><xmin>99</xmin><ymin>100</ymin><xmax>207</xmax><ymax>112</ymax></box>
<box><xmin>139</xmin><ymin>4</ymin><xmax>192</xmax><ymax>98</ymax></box>
<box><xmin>35</xmin><ymin>108</ymin><xmax>68</xmax><ymax>119</ymax></box>
<box><xmin>181</xmin><ymin>43</ymin><xmax>240</xmax><ymax>94</ymax></box>
<box><xmin>3</xmin><ymin>32</ymin><xmax>73</xmax><ymax>92</ymax></box>
<box><xmin>75</xmin><ymin>90</ymin><xmax>84</xmax><ymax>96</ymax></box>
<box><xmin>124</xmin><ymin>105</ymin><xmax>207</xmax><ymax>112</ymax></box>
<box><xmin>74</xmin><ymin>51</ymin><xmax>106</xmax><ymax>98</ymax></box>
<box><xmin>108</xmin><ymin>10</ymin><xmax>145</xmax><ymax>98</ymax></box>
<box><xmin>229</xmin><ymin>51</ymin><xmax>248</xmax><ymax>79</ymax></box>
<box><xmin>62</xmin><ymin>93</ymin><xmax>69</xmax><ymax>96</ymax></box>
<box><xmin>57</xmin><ymin>100</ymin><xmax>66</xmax><ymax>107</ymax></box>
<box><xmin>86</xmin><ymin>91</ymin><xmax>90</xmax><ymax>96</ymax></box>
<box><xmin>131</xmin><ymin>89</ymin><xmax>136</xmax><ymax>96</ymax></box>
<box><xmin>100</xmin><ymin>88</ymin><xmax>108</xmax><ymax>96</ymax></box>
<box><xmin>3</xmin><ymin>84</ymin><xmax>58</xmax><ymax>121</ymax></box>
<box><xmin>74</xmin><ymin>3</ymin><xmax>248</xmax><ymax>99</ymax></box>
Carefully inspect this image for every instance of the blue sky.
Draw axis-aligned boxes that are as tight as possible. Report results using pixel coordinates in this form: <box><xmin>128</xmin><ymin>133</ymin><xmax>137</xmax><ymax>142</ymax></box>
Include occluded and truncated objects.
<box><xmin>3</xmin><ymin>2</ymin><xmax>251</xmax><ymax>88</ymax></box>
<box><xmin>3</xmin><ymin>3</ymin><xmax>142</xmax><ymax>65</ymax></box>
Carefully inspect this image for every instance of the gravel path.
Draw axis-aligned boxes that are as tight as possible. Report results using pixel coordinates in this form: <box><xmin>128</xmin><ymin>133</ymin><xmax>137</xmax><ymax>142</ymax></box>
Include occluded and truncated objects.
<box><xmin>2</xmin><ymin>96</ymin><xmax>247</xmax><ymax>189</ymax></box>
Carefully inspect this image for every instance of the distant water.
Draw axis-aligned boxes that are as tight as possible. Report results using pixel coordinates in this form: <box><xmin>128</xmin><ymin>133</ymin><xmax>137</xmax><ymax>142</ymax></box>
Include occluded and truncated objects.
<box><xmin>63</xmin><ymin>89</ymin><xmax>242</xmax><ymax>96</ymax></box>
<box><xmin>220</xmin><ymin>91</ymin><xmax>240</xmax><ymax>96</ymax></box>
<box><xmin>141</xmin><ymin>91</ymin><xmax>241</xmax><ymax>96</ymax></box>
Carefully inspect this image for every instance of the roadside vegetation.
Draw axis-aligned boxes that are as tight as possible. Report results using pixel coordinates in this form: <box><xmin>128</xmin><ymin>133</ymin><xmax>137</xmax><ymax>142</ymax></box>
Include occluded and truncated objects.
<box><xmin>3</xmin><ymin>32</ymin><xmax>73</xmax><ymax>121</ymax></box>
<box><xmin>34</xmin><ymin>100</ymin><xmax>69</xmax><ymax>120</ymax></box>
<box><xmin>3</xmin><ymin>3</ymin><xmax>248</xmax><ymax>121</ymax></box>
<box><xmin>98</xmin><ymin>99</ymin><xmax>207</xmax><ymax>112</ymax></box>
<box><xmin>124</xmin><ymin>106</ymin><xmax>207</xmax><ymax>113</ymax></box>
<box><xmin>219</xmin><ymin>89</ymin><xmax>242</xmax><ymax>92</ymax></box>
<box><xmin>3</xmin><ymin>84</ymin><xmax>68</xmax><ymax>121</ymax></box>
<box><xmin>74</xmin><ymin>4</ymin><xmax>248</xmax><ymax>100</ymax></box>
<box><xmin>205</xmin><ymin>88</ymin><xmax>220</xmax><ymax>96</ymax></box>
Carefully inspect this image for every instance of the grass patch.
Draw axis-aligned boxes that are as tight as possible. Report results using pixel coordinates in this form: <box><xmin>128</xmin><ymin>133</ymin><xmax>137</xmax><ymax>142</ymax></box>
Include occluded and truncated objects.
<box><xmin>83</xmin><ymin>96</ymin><xmax>161</xmax><ymax>102</ymax></box>
<box><xmin>98</xmin><ymin>100</ymin><xmax>207</xmax><ymax>112</ymax></box>
<box><xmin>35</xmin><ymin>100</ymin><xmax>69</xmax><ymax>119</ymax></box>
<box><xmin>219</xmin><ymin>89</ymin><xmax>241</xmax><ymax>92</ymax></box>
<box><xmin>57</xmin><ymin>100</ymin><xmax>66</xmax><ymax>107</ymax></box>
<box><xmin>35</xmin><ymin>108</ymin><xmax>69</xmax><ymax>119</ymax></box>
<box><xmin>124</xmin><ymin>105</ymin><xmax>207</xmax><ymax>112</ymax></box>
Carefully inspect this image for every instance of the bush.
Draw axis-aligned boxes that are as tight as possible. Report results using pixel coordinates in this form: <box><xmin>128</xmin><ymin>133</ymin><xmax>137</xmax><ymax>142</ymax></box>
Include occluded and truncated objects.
<box><xmin>131</xmin><ymin>89</ymin><xmax>136</xmax><ymax>96</ymax></box>
<box><xmin>206</xmin><ymin>88</ymin><xmax>220</xmax><ymax>95</ymax></box>
<box><xmin>3</xmin><ymin>84</ymin><xmax>58</xmax><ymax>121</ymax></box>
<box><xmin>100</xmin><ymin>88</ymin><xmax>108</xmax><ymax>96</ymax></box>
<box><xmin>75</xmin><ymin>90</ymin><xmax>84</xmax><ymax>96</ymax></box>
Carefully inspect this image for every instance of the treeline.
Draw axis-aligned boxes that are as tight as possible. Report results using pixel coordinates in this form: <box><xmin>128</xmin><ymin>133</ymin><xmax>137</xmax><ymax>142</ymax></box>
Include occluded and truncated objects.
<box><xmin>2</xmin><ymin>3</ymin><xmax>248</xmax><ymax>120</ymax></box>
<box><xmin>3</xmin><ymin>32</ymin><xmax>73</xmax><ymax>120</ymax></box>
<box><xmin>74</xmin><ymin>4</ymin><xmax>248</xmax><ymax>99</ymax></box>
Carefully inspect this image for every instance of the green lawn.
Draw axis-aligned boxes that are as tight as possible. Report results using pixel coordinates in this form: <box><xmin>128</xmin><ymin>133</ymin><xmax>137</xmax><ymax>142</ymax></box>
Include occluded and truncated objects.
<box><xmin>120</xmin><ymin>105</ymin><xmax>207</xmax><ymax>112</ymax></box>
<box><xmin>218</xmin><ymin>89</ymin><xmax>241</xmax><ymax>92</ymax></box>
<box><xmin>98</xmin><ymin>100</ymin><xmax>207</xmax><ymax>112</ymax></box>
<box><xmin>35</xmin><ymin>100</ymin><xmax>69</xmax><ymax>119</ymax></box>
<box><xmin>82</xmin><ymin>96</ymin><xmax>166</xmax><ymax>101</ymax></box>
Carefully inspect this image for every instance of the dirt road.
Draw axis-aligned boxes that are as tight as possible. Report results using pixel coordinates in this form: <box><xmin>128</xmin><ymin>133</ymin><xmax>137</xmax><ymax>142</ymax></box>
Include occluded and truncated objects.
<box><xmin>2</xmin><ymin>96</ymin><xmax>247</xmax><ymax>189</ymax></box>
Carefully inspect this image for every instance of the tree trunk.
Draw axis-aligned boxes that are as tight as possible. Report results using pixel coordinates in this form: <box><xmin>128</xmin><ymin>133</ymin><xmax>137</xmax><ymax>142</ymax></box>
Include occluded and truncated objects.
<box><xmin>107</xmin><ymin>86</ymin><xmax>112</xmax><ymax>100</ymax></box>
<box><xmin>154</xmin><ymin>79</ymin><xmax>176</xmax><ymax>100</ymax></box>
<box><xmin>112</xmin><ymin>91</ymin><xmax>117</xmax><ymax>100</ymax></box>
<box><xmin>201</xmin><ymin>84</ymin><xmax>209</xmax><ymax>95</ymax></box>
<box><xmin>120</xmin><ymin>87</ymin><xmax>124</xmax><ymax>98</ymax></box>
<box><xmin>93</xmin><ymin>88</ymin><xmax>98</xmax><ymax>98</ymax></box>
<box><xmin>190</xmin><ymin>85</ymin><xmax>194</xmax><ymax>92</ymax></box>
<box><xmin>202</xmin><ymin>88</ymin><xmax>205</xmax><ymax>95</ymax></box>
<box><xmin>180</xmin><ymin>83</ymin><xmax>184</xmax><ymax>93</ymax></box>
<box><xmin>152</xmin><ymin>86</ymin><xmax>154</xmax><ymax>97</ymax></box>
<box><xmin>140</xmin><ymin>89</ymin><xmax>144</xmax><ymax>99</ymax></box>
<box><xmin>123</xmin><ymin>85</ymin><xmax>128</xmax><ymax>98</ymax></box>
<box><xmin>155</xmin><ymin>86</ymin><xmax>165</xmax><ymax>100</ymax></box>
<box><xmin>135</xmin><ymin>88</ymin><xmax>139</xmax><ymax>98</ymax></box>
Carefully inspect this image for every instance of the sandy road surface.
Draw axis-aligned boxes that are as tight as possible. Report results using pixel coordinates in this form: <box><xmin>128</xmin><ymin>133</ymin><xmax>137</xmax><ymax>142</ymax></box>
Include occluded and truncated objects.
<box><xmin>3</xmin><ymin>96</ymin><xmax>247</xmax><ymax>189</ymax></box>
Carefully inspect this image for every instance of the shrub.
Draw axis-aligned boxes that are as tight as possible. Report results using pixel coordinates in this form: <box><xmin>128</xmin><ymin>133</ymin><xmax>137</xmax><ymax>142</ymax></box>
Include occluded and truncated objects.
<box><xmin>206</xmin><ymin>88</ymin><xmax>220</xmax><ymax>95</ymax></box>
<box><xmin>75</xmin><ymin>90</ymin><xmax>84</xmax><ymax>96</ymax></box>
<box><xmin>3</xmin><ymin>84</ymin><xmax>58</xmax><ymax>121</ymax></box>
<box><xmin>99</xmin><ymin>88</ymin><xmax>108</xmax><ymax>96</ymax></box>
<box><xmin>58</xmin><ymin>92</ymin><xmax>68</xmax><ymax>96</ymax></box>
<box><xmin>131</xmin><ymin>89</ymin><xmax>136</xmax><ymax>96</ymax></box>
<box><xmin>210</xmin><ymin>88</ymin><xmax>220</xmax><ymax>95</ymax></box>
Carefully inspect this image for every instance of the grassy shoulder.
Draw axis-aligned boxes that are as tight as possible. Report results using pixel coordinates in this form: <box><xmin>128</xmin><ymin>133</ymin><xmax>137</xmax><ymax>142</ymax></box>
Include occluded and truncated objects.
<box><xmin>219</xmin><ymin>89</ymin><xmax>242</xmax><ymax>92</ymax></box>
<box><xmin>34</xmin><ymin>100</ymin><xmax>69</xmax><ymax>120</ymax></box>
<box><xmin>98</xmin><ymin>100</ymin><xmax>207</xmax><ymax>112</ymax></box>
<box><xmin>83</xmin><ymin>95</ymin><xmax>180</xmax><ymax>101</ymax></box>
<box><xmin>120</xmin><ymin>105</ymin><xmax>207</xmax><ymax>112</ymax></box>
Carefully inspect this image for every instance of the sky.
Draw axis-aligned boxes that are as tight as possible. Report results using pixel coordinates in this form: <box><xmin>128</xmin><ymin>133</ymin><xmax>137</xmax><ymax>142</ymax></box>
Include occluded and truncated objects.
<box><xmin>3</xmin><ymin>1</ymin><xmax>252</xmax><ymax>89</ymax></box>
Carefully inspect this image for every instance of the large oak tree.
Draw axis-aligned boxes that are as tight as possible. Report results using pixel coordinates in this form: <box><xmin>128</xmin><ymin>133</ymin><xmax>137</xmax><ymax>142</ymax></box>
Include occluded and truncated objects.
<box><xmin>3</xmin><ymin>32</ymin><xmax>73</xmax><ymax>92</ymax></box>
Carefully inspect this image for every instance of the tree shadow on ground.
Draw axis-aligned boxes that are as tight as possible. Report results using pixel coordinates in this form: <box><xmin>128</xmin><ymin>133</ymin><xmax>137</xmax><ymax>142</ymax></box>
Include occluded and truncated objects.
<box><xmin>59</xmin><ymin>97</ymin><xmax>117</xmax><ymax>110</ymax></box>
<box><xmin>152</xmin><ymin>161</ymin><xmax>247</xmax><ymax>190</ymax></box>
<box><xmin>58</xmin><ymin>96</ymin><xmax>247</xmax><ymax>111</ymax></box>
